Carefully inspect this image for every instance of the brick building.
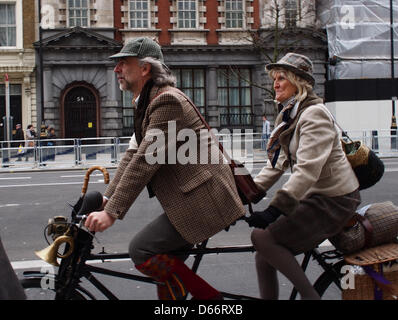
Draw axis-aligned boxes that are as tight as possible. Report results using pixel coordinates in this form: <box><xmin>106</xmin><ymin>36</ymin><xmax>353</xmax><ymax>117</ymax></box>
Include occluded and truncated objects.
<box><xmin>0</xmin><ymin>0</ymin><xmax>36</xmax><ymax>140</ymax></box>
<box><xmin>1</xmin><ymin>0</ymin><xmax>327</xmax><ymax>139</ymax></box>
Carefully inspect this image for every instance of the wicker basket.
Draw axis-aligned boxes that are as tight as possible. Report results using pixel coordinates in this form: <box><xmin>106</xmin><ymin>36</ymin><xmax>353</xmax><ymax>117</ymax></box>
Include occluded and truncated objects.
<box><xmin>342</xmin><ymin>243</ymin><xmax>398</xmax><ymax>300</ymax></box>
<box><xmin>342</xmin><ymin>267</ymin><xmax>398</xmax><ymax>300</ymax></box>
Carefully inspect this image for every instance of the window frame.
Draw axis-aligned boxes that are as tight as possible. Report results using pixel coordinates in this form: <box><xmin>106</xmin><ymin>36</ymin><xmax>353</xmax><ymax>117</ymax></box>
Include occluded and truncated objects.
<box><xmin>67</xmin><ymin>0</ymin><xmax>90</xmax><ymax>28</ymax></box>
<box><xmin>128</xmin><ymin>0</ymin><xmax>150</xmax><ymax>29</ymax></box>
<box><xmin>284</xmin><ymin>0</ymin><xmax>298</xmax><ymax>28</ymax></box>
<box><xmin>173</xmin><ymin>68</ymin><xmax>206</xmax><ymax>116</ymax></box>
<box><xmin>217</xmin><ymin>67</ymin><xmax>253</xmax><ymax>127</ymax></box>
<box><xmin>122</xmin><ymin>91</ymin><xmax>135</xmax><ymax>136</ymax></box>
<box><xmin>0</xmin><ymin>0</ymin><xmax>22</xmax><ymax>49</ymax></box>
<box><xmin>176</xmin><ymin>0</ymin><xmax>198</xmax><ymax>29</ymax></box>
<box><xmin>225</xmin><ymin>0</ymin><xmax>245</xmax><ymax>29</ymax></box>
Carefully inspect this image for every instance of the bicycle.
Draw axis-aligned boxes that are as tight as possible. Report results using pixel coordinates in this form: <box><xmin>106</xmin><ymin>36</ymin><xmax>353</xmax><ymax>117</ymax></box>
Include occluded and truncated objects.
<box><xmin>20</xmin><ymin>166</ymin><xmax>346</xmax><ymax>300</ymax></box>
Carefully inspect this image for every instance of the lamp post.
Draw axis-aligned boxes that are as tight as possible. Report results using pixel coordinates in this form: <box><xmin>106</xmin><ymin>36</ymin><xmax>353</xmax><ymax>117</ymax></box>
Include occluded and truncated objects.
<box><xmin>2</xmin><ymin>73</ymin><xmax>11</xmax><ymax>166</ymax></box>
<box><xmin>390</xmin><ymin>0</ymin><xmax>397</xmax><ymax>149</ymax></box>
<box><xmin>38</xmin><ymin>0</ymin><xmax>45</xmax><ymax>129</ymax></box>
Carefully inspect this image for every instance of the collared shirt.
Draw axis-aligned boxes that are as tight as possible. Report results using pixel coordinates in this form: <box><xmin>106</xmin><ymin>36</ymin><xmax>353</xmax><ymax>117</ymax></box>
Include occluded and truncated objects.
<box><xmin>128</xmin><ymin>95</ymin><xmax>140</xmax><ymax>151</ymax></box>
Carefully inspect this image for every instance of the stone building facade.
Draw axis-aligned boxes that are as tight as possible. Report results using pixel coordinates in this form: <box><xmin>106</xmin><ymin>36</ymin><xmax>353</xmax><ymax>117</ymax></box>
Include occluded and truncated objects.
<box><xmin>0</xmin><ymin>0</ymin><xmax>36</xmax><ymax>140</ymax></box>
<box><xmin>1</xmin><ymin>0</ymin><xmax>328</xmax><ymax>139</ymax></box>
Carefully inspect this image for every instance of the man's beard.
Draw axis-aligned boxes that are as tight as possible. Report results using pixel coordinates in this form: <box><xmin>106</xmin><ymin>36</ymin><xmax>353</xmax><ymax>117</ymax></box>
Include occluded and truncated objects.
<box><xmin>119</xmin><ymin>78</ymin><xmax>133</xmax><ymax>91</ymax></box>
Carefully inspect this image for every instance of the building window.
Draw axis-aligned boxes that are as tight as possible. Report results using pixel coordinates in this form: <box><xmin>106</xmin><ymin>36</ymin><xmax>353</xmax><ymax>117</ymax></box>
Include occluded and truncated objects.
<box><xmin>0</xmin><ymin>3</ymin><xmax>16</xmax><ymax>47</ymax></box>
<box><xmin>177</xmin><ymin>0</ymin><xmax>197</xmax><ymax>29</ymax></box>
<box><xmin>217</xmin><ymin>68</ymin><xmax>252</xmax><ymax>127</ymax></box>
<box><xmin>225</xmin><ymin>0</ymin><xmax>243</xmax><ymax>28</ymax></box>
<box><xmin>129</xmin><ymin>0</ymin><xmax>149</xmax><ymax>28</ymax></box>
<box><xmin>174</xmin><ymin>68</ymin><xmax>206</xmax><ymax>116</ymax></box>
<box><xmin>68</xmin><ymin>0</ymin><xmax>89</xmax><ymax>27</ymax></box>
<box><xmin>122</xmin><ymin>91</ymin><xmax>134</xmax><ymax>136</ymax></box>
<box><xmin>285</xmin><ymin>0</ymin><xmax>297</xmax><ymax>27</ymax></box>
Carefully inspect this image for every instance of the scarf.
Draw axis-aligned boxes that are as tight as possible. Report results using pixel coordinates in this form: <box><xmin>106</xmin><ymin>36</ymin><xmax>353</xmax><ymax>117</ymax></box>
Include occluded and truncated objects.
<box><xmin>266</xmin><ymin>91</ymin><xmax>324</xmax><ymax>168</ymax></box>
<box><xmin>133</xmin><ymin>78</ymin><xmax>155</xmax><ymax>197</ymax></box>
<box><xmin>266</xmin><ymin>99</ymin><xmax>297</xmax><ymax>167</ymax></box>
<box><xmin>134</xmin><ymin>78</ymin><xmax>154</xmax><ymax>145</ymax></box>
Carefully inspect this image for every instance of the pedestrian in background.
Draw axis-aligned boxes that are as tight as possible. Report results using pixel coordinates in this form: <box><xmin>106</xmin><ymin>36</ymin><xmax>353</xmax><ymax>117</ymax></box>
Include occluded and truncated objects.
<box><xmin>25</xmin><ymin>124</ymin><xmax>36</xmax><ymax>161</ymax></box>
<box><xmin>46</xmin><ymin>127</ymin><xmax>56</xmax><ymax>161</ymax></box>
<box><xmin>13</xmin><ymin>124</ymin><xmax>24</xmax><ymax>161</ymax></box>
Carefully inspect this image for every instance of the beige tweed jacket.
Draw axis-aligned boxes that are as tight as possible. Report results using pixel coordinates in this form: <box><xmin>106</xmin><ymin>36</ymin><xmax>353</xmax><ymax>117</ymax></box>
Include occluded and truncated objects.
<box><xmin>104</xmin><ymin>85</ymin><xmax>245</xmax><ymax>244</ymax></box>
<box><xmin>254</xmin><ymin>102</ymin><xmax>359</xmax><ymax>216</ymax></box>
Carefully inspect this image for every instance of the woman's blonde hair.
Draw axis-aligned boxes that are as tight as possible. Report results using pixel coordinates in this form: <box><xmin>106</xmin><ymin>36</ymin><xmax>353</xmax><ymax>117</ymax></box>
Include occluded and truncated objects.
<box><xmin>269</xmin><ymin>68</ymin><xmax>313</xmax><ymax>102</ymax></box>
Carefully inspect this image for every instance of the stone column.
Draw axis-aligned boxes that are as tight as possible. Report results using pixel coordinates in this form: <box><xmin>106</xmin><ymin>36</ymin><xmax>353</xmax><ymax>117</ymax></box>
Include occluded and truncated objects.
<box><xmin>206</xmin><ymin>66</ymin><xmax>220</xmax><ymax>128</ymax></box>
<box><xmin>101</xmin><ymin>65</ymin><xmax>122</xmax><ymax>137</ymax></box>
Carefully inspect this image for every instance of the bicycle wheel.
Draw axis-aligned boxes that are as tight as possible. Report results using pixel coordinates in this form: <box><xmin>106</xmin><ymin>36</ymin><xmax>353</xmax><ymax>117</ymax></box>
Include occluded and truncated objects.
<box><xmin>20</xmin><ymin>277</ymin><xmax>88</xmax><ymax>300</ymax></box>
<box><xmin>313</xmin><ymin>260</ymin><xmax>345</xmax><ymax>299</ymax></box>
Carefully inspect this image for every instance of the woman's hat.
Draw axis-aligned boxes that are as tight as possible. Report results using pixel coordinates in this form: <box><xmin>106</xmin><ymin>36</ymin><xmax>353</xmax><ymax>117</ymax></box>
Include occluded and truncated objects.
<box><xmin>265</xmin><ymin>53</ymin><xmax>315</xmax><ymax>86</ymax></box>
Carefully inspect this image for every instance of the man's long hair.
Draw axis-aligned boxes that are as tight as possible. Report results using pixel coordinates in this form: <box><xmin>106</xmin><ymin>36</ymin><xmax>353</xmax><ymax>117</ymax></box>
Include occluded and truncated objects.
<box><xmin>139</xmin><ymin>57</ymin><xmax>176</xmax><ymax>87</ymax></box>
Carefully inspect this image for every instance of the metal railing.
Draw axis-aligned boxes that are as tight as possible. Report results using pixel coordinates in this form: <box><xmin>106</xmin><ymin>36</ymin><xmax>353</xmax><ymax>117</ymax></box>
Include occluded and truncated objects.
<box><xmin>0</xmin><ymin>129</ymin><xmax>397</xmax><ymax>170</ymax></box>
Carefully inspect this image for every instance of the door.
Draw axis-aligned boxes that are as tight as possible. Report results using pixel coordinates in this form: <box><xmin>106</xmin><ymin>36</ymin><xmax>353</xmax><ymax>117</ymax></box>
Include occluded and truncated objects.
<box><xmin>64</xmin><ymin>86</ymin><xmax>97</xmax><ymax>138</ymax></box>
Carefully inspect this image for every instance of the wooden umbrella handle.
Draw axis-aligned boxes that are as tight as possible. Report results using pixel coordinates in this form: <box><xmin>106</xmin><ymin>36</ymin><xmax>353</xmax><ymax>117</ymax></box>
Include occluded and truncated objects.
<box><xmin>81</xmin><ymin>166</ymin><xmax>110</xmax><ymax>194</ymax></box>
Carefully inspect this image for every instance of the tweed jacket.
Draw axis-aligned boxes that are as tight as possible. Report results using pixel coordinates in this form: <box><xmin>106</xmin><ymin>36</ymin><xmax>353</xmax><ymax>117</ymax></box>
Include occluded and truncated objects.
<box><xmin>254</xmin><ymin>97</ymin><xmax>359</xmax><ymax>216</ymax></box>
<box><xmin>104</xmin><ymin>84</ymin><xmax>245</xmax><ymax>244</ymax></box>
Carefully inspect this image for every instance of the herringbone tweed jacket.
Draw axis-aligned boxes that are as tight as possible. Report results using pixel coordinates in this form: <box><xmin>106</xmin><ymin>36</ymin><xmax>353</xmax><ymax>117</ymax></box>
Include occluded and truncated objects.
<box><xmin>104</xmin><ymin>84</ymin><xmax>245</xmax><ymax>244</ymax></box>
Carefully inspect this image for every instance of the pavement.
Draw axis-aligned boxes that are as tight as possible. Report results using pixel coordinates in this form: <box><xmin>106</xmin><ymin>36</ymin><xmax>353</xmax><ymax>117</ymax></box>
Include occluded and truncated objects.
<box><xmin>1</xmin><ymin>147</ymin><xmax>397</xmax><ymax>174</ymax></box>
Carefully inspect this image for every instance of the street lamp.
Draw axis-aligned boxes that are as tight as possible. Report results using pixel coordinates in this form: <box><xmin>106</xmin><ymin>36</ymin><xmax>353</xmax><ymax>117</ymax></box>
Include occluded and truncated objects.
<box><xmin>38</xmin><ymin>0</ymin><xmax>45</xmax><ymax>130</ymax></box>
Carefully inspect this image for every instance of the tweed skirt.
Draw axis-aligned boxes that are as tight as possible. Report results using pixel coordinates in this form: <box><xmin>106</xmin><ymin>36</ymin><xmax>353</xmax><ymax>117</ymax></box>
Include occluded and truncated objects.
<box><xmin>268</xmin><ymin>189</ymin><xmax>361</xmax><ymax>255</ymax></box>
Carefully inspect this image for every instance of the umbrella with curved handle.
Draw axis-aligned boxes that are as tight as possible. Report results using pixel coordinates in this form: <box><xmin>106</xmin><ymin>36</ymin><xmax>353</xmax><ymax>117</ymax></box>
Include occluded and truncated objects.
<box><xmin>81</xmin><ymin>165</ymin><xmax>110</xmax><ymax>195</ymax></box>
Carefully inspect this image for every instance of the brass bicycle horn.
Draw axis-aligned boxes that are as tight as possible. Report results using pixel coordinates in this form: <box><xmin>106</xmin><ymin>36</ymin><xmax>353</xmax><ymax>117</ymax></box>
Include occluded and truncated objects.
<box><xmin>35</xmin><ymin>235</ymin><xmax>75</xmax><ymax>267</ymax></box>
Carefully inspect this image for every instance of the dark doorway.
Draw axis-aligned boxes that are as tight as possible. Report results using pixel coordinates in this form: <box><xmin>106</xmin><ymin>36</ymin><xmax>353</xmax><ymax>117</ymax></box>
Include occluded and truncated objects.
<box><xmin>64</xmin><ymin>86</ymin><xmax>98</xmax><ymax>138</ymax></box>
<box><xmin>0</xmin><ymin>84</ymin><xmax>22</xmax><ymax>141</ymax></box>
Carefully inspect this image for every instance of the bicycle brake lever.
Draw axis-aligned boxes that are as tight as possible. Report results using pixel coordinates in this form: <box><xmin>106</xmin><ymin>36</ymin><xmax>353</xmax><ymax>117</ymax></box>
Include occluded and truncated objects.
<box><xmin>76</xmin><ymin>215</ymin><xmax>101</xmax><ymax>244</ymax></box>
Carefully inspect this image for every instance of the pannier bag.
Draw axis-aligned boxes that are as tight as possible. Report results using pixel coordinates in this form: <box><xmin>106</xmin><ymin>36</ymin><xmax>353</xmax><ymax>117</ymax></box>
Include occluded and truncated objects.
<box><xmin>329</xmin><ymin>201</ymin><xmax>398</xmax><ymax>254</ymax></box>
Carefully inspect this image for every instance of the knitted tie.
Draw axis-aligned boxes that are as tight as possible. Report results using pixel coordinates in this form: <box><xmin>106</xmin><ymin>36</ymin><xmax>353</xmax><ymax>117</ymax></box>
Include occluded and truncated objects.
<box><xmin>266</xmin><ymin>100</ymin><xmax>296</xmax><ymax>168</ymax></box>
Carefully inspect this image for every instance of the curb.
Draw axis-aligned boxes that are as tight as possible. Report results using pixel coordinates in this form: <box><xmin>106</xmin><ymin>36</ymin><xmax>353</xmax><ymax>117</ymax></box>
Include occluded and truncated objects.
<box><xmin>0</xmin><ymin>155</ymin><xmax>396</xmax><ymax>174</ymax></box>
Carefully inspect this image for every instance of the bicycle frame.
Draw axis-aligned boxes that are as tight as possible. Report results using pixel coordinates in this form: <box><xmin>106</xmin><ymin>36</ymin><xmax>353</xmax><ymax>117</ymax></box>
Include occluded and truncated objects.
<box><xmin>23</xmin><ymin>216</ymin><xmax>343</xmax><ymax>300</ymax></box>
<box><xmin>69</xmin><ymin>241</ymin><xmax>258</xmax><ymax>300</ymax></box>
<box><xmin>22</xmin><ymin>166</ymin><xmax>344</xmax><ymax>300</ymax></box>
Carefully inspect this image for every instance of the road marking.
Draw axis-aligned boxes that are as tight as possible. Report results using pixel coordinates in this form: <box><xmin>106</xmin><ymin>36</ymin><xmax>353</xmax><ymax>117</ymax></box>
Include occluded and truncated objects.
<box><xmin>11</xmin><ymin>258</ymin><xmax>132</xmax><ymax>270</ymax></box>
<box><xmin>0</xmin><ymin>180</ymin><xmax>106</xmax><ymax>188</ymax></box>
<box><xmin>60</xmin><ymin>174</ymin><xmax>104</xmax><ymax>178</ymax></box>
<box><xmin>0</xmin><ymin>177</ymin><xmax>31</xmax><ymax>180</ymax></box>
<box><xmin>0</xmin><ymin>203</ymin><xmax>20</xmax><ymax>208</ymax></box>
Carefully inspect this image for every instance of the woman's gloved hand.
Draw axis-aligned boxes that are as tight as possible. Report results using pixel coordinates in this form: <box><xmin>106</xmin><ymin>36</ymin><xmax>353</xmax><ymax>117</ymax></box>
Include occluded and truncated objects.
<box><xmin>245</xmin><ymin>206</ymin><xmax>285</xmax><ymax>229</ymax></box>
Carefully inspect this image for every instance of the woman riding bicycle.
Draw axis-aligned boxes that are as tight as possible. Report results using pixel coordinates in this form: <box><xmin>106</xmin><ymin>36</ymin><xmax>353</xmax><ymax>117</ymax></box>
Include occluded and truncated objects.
<box><xmin>246</xmin><ymin>53</ymin><xmax>361</xmax><ymax>300</ymax></box>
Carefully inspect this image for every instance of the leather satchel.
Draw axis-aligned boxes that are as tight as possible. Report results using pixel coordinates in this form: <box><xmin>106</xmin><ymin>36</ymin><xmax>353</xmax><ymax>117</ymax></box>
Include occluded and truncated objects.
<box><xmin>341</xmin><ymin>138</ymin><xmax>384</xmax><ymax>190</ymax></box>
<box><xmin>329</xmin><ymin>201</ymin><xmax>398</xmax><ymax>254</ymax></box>
<box><xmin>229</xmin><ymin>159</ymin><xmax>266</xmax><ymax>205</ymax></box>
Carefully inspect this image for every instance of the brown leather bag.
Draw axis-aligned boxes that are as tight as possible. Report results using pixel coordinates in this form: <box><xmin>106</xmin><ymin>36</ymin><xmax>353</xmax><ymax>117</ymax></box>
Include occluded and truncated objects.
<box><xmin>229</xmin><ymin>159</ymin><xmax>266</xmax><ymax>205</ymax></box>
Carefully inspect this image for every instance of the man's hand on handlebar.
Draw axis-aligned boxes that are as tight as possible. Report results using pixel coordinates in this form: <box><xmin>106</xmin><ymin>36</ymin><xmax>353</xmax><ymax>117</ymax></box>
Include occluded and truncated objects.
<box><xmin>85</xmin><ymin>210</ymin><xmax>116</xmax><ymax>232</ymax></box>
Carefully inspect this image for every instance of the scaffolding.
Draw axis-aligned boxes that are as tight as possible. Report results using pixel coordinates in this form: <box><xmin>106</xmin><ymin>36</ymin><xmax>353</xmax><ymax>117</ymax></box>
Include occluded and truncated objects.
<box><xmin>318</xmin><ymin>0</ymin><xmax>398</xmax><ymax>79</ymax></box>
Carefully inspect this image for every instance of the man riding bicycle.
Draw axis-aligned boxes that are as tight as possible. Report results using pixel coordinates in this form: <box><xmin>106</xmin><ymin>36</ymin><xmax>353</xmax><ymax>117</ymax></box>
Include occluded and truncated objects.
<box><xmin>84</xmin><ymin>37</ymin><xmax>245</xmax><ymax>300</ymax></box>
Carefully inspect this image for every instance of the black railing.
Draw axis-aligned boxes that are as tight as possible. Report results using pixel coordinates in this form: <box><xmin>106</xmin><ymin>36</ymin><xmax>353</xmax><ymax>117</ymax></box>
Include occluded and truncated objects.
<box><xmin>220</xmin><ymin>113</ymin><xmax>254</xmax><ymax>127</ymax></box>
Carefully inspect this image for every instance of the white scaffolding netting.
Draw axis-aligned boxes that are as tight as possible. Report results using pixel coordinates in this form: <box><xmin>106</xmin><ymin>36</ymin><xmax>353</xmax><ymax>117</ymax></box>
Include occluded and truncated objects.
<box><xmin>318</xmin><ymin>0</ymin><xmax>398</xmax><ymax>79</ymax></box>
